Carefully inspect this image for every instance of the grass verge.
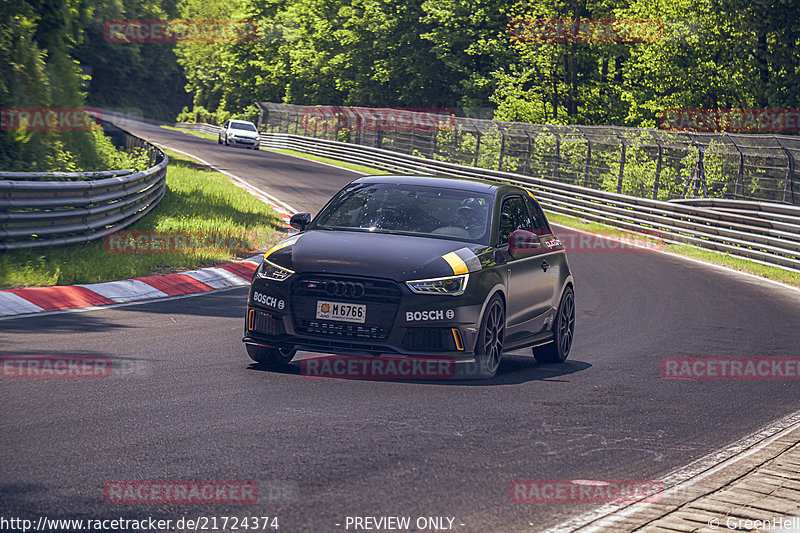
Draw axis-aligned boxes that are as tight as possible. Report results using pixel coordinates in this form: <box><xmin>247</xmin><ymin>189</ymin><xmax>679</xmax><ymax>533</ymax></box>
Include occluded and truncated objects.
<box><xmin>0</xmin><ymin>150</ymin><xmax>285</xmax><ymax>289</ymax></box>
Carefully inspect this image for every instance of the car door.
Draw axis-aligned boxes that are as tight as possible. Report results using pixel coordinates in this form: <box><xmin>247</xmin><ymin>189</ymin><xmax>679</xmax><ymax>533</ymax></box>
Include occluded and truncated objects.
<box><xmin>526</xmin><ymin>194</ymin><xmax>566</xmax><ymax>314</ymax></box>
<box><xmin>498</xmin><ymin>195</ymin><xmax>553</xmax><ymax>337</ymax></box>
<box><xmin>220</xmin><ymin>120</ymin><xmax>229</xmax><ymax>141</ymax></box>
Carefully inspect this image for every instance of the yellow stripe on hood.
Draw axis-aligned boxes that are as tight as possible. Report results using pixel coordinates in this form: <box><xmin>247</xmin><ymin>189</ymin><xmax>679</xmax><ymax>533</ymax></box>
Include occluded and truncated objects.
<box><xmin>442</xmin><ymin>251</ymin><xmax>469</xmax><ymax>275</ymax></box>
<box><xmin>265</xmin><ymin>234</ymin><xmax>300</xmax><ymax>259</ymax></box>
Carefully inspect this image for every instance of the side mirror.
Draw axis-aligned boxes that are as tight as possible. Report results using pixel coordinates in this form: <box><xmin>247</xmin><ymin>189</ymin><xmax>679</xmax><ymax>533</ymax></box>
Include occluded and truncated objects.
<box><xmin>290</xmin><ymin>212</ymin><xmax>312</xmax><ymax>231</ymax></box>
<box><xmin>508</xmin><ymin>229</ymin><xmax>541</xmax><ymax>257</ymax></box>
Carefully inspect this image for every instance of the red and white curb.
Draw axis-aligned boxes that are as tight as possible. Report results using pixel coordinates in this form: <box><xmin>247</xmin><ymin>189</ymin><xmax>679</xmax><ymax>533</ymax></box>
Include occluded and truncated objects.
<box><xmin>0</xmin><ymin>256</ymin><xmax>264</xmax><ymax>319</ymax></box>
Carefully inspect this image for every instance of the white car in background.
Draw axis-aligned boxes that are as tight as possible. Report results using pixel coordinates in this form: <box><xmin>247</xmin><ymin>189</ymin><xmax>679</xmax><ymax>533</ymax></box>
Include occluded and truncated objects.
<box><xmin>218</xmin><ymin>120</ymin><xmax>260</xmax><ymax>149</ymax></box>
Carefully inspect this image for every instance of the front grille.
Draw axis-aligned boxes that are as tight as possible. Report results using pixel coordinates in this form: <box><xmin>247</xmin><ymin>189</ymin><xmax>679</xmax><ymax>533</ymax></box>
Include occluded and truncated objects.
<box><xmin>251</xmin><ymin>309</ymin><xmax>285</xmax><ymax>336</ymax></box>
<box><xmin>291</xmin><ymin>275</ymin><xmax>402</xmax><ymax>341</ymax></box>
<box><xmin>293</xmin><ymin>275</ymin><xmax>402</xmax><ymax>303</ymax></box>
<box><xmin>401</xmin><ymin>328</ymin><xmax>457</xmax><ymax>352</ymax></box>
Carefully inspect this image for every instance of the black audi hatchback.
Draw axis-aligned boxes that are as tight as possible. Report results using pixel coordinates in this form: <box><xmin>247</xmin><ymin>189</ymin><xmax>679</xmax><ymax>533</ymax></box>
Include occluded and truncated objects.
<box><xmin>243</xmin><ymin>175</ymin><xmax>575</xmax><ymax>379</ymax></box>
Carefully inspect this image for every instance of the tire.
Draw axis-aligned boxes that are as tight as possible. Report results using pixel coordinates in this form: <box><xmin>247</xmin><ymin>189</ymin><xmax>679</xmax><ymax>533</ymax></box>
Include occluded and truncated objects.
<box><xmin>224</xmin><ymin>137</ymin><xmax>229</xmax><ymax>146</ymax></box>
<box><xmin>246</xmin><ymin>344</ymin><xmax>296</xmax><ymax>367</ymax></box>
<box><xmin>218</xmin><ymin>137</ymin><xmax>222</xmax><ymax>144</ymax></box>
<box><xmin>472</xmin><ymin>294</ymin><xmax>505</xmax><ymax>379</ymax></box>
<box><xmin>253</xmin><ymin>144</ymin><xmax>259</xmax><ymax>150</ymax></box>
<box><xmin>533</xmin><ymin>286</ymin><xmax>575</xmax><ymax>364</ymax></box>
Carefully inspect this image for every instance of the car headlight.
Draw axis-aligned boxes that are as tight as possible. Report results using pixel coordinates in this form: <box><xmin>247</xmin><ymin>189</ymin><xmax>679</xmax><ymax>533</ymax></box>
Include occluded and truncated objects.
<box><xmin>406</xmin><ymin>274</ymin><xmax>468</xmax><ymax>296</ymax></box>
<box><xmin>256</xmin><ymin>259</ymin><xmax>294</xmax><ymax>281</ymax></box>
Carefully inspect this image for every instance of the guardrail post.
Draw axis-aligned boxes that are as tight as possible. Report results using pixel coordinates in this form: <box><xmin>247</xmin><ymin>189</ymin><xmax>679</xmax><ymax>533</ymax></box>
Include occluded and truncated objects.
<box><xmin>682</xmin><ymin>139</ymin><xmax>708</xmax><ymax>198</ymax></box>
<box><xmin>453</xmin><ymin>121</ymin><xmax>460</xmax><ymax>162</ymax></box>
<box><xmin>497</xmin><ymin>124</ymin><xmax>506</xmax><ymax>172</ymax></box>
<box><xmin>334</xmin><ymin>107</ymin><xmax>342</xmax><ymax>141</ymax></box>
<box><xmin>409</xmin><ymin>113</ymin><xmax>417</xmax><ymax>155</ymax></box>
<box><xmin>553</xmin><ymin>130</ymin><xmax>561</xmax><ymax>180</ymax></box>
<box><xmin>432</xmin><ymin>121</ymin><xmax>439</xmax><ymax>159</ymax></box>
<box><xmin>616</xmin><ymin>142</ymin><xmax>626</xmax><ymax>194</ymax></box>
<box><xmin>582</xmin><ymin>140</ymin><xmax>592</xmax><ymax>186</ymax></box>
<box><xmin>728</xmin><ymin>135</ymin><xmax>745</xmax><ymax>199</ymax></box>
<box><xmin>653</xmin><ymin>142</ymin><xmax>663</xmax><ymax>200</ymax></box>
<box><xmin>694</xmin><ymin>149</ymin><xmax>708</xmax><ymax>197</ymax></box>
<box><xmin>392</xmin><ymin>113</ymin><xmax>399</xmax><ymax>151</ymax></box>
<box><xmin>256</xmin><ymin>102</ymin><xmax>266</xmax><ymax>131</ymax></box>
<box><xmin>776</xmin><ymin>137</ymin><xmax>796</xmax><ymax>204</ymax></box>
<box><xmin>523</xmin><ymin>128</ymin><xmax>533</xmax><ymax>176</ymax></box>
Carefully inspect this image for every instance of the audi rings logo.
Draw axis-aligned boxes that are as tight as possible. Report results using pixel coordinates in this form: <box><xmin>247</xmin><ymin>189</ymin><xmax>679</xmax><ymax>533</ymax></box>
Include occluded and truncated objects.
<box><xmin>325</xmin><ymin>281</ymin><xmax>365</xmax><ymax>298</ymax></box>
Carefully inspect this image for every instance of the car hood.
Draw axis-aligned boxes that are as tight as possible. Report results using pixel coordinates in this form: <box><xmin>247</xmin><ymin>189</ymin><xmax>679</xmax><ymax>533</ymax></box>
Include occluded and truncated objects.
<box><xmin>267</xmin><ymin>230</ymin><xmax>488</xmax><ymax>281</ymax></box>
<box><xmin>230</xmin><ymin>129</ymin><xmax>258</xmax><ymax>138</ymax></box>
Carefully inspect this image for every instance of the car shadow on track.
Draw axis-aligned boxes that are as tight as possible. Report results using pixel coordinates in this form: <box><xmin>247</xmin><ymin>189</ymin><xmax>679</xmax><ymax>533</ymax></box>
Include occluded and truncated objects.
<box><xmin>247</xmin><ymin>354</ymin><xmax>591</xmax><ymax>386</ymax></box>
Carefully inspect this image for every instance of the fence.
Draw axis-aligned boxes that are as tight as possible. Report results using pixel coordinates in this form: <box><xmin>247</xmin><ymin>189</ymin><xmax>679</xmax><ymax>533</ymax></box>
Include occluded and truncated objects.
<box><xmin>0</xmin><ymin>121</ymin><xmax>168</xmax><ymax>250</ymax></box>
<box><xmin>255</xmin><ymin>103</ymin><xmax>799</xmax><ymax>206</ymax></box>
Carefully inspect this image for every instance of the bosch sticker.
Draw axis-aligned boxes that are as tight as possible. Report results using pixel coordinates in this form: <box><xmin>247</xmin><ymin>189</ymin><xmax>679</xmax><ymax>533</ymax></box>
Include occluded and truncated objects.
<box><xmin>406</xmin><ymin>309</ymin><xmax>455</xmax><ymax>322</ymax></box>
<box><xmin>254</xmin><ymin>291</ymin><xmax>284</xmax><ymax>310</ymax></box>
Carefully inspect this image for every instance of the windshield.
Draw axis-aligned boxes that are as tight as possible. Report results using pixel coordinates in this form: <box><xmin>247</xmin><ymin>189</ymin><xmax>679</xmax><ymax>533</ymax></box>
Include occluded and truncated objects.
<box><xmin>312</xmin><ymin>182</ymin><xmax>492</xmax><ymax>243</ymax></box>
<box><xmin>230</xmin><ymin>121</ymin><xmax>256</xmax><ymax>132</ymax></box>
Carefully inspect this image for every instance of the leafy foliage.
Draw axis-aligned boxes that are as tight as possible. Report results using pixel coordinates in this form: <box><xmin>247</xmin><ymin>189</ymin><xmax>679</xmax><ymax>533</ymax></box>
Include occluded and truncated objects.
<box><xmin>5</xmin><ymin>0</ymin><xmax>800</xmax><ymax>135</ymax></box>
<box><xmin>0</xmin><ymin>0</ymin><xmax>161</xmax><ymax>171</ymax></box>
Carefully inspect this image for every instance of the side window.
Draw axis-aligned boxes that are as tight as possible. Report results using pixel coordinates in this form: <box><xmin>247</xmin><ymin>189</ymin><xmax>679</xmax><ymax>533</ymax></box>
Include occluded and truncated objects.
<box><xmin>525</xmin><ymin>196</ymin><xmax>551</xmax><ymax>232</ymax></box>
<box><xmin>498</xmin><ymin>196</ymin><xmax>532</xmax><ymax>245</ymax></box>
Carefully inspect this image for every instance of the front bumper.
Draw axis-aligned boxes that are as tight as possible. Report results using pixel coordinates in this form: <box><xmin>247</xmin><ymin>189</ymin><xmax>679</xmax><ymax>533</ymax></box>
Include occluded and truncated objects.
<box><xmin>243</xmin><ymin>273</ymin><xmax>485</xmax><ymax>359</ymax></box>
<box><xmin>229</xmin><ymin>136</ymin><xmax>258</xmax><ymax>147</ymax></box>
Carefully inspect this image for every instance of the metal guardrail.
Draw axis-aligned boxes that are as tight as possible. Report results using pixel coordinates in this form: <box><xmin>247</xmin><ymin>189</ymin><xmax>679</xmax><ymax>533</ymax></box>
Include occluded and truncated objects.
<box><xmin>176</xmin><ymin>122</ymin><xmax>223</xmax><ymax>137</ymax></box>
<box><xmin>170</xmin><ymin>122</ymin><xmax>800</xmax><ymax>271</ymax></box>
<box><xmin>0</xmin><ymin>122</ymin><xmax>168</xmax><ymax>250</ymax></box>
<box><xmin>256</xmin><ymin>102</ymin><xmax>800</xmax><ymax>206</ymax></box>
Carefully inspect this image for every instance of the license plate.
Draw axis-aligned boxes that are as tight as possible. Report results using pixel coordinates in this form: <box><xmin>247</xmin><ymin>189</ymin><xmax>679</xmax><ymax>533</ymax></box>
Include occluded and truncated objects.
<box><xmin>316</xmin><ymin>301</ymin><xmax>366</xmax><ymax>323</ymax></box>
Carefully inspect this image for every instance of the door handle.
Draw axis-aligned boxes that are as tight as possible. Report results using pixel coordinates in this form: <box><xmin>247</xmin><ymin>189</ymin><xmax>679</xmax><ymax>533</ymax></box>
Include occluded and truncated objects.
<box><xmin>540</xmin><ymin>260</ymin><xmax>549</xmax><ymax>272</ymax></box>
